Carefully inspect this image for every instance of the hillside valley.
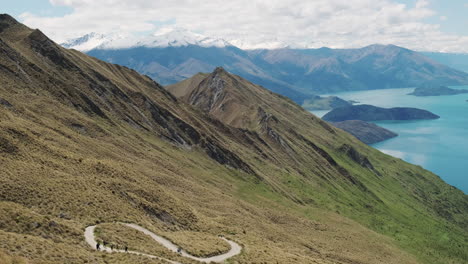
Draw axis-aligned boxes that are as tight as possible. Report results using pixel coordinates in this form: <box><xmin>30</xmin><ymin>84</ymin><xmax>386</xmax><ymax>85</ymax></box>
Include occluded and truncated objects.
<box><xmin>0</xmin><ymin>14</ymin><xmax>467</xmax><ymax>264</ymax></box>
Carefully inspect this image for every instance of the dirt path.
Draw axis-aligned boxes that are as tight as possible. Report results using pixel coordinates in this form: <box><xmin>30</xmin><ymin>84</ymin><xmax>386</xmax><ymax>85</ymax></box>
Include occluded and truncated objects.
<box><xmin>84</xmin><ymin>222</ymin><xmax>242</xmax><ymax>263</ymax></box>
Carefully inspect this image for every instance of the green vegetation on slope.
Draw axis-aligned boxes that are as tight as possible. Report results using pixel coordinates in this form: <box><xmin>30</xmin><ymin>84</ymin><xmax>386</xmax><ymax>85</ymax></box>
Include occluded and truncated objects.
<box><xmin>167</xmin><ymin>67</ymin><xmax>468</xmax><ymax>264</ymax></box>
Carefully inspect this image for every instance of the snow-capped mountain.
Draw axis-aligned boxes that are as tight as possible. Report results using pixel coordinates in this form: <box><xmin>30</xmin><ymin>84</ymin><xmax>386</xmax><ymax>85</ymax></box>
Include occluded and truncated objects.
<box><xmin>61</xmin><ymin>33</ymin><xmax>109</xmax><ymax>51</ymax></box>
<box><xmin>137</xmin><ymin>27</ymin><xmax>232</xmax><ymax>48</ymax></box>
<box><xmin>61</xmin><ymin>28</ymin><xmax>232</xmax><ymax>51</ymax></box>
<box><xmin>229</xmin><ymin>38</ymin><xmax>289</xmax><ymax>50</ymax></box>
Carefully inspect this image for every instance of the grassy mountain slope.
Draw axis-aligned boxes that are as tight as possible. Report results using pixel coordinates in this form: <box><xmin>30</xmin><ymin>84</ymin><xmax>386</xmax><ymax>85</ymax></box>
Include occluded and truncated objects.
<box><xmin>167</xmin><ymin>68</ymin><xmax>467</xmax><ymax>263</ymax></box>
<box><xmin>0</xmin><ymin>14</ymin><xmax>467</xmax><ymax>264</ymax></box>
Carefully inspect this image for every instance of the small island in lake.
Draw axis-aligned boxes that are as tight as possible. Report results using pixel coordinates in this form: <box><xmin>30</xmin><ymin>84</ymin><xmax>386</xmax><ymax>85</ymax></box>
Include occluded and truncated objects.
<box><xmin>322</xmin><ymin>104</ymin><xmax>440</xmax><ymax>122</ymax></box>
<box><xmin>331</xmin><ymin>120</ymin><xmax>398</xmax><ymax>144</ymax></box>
<box><xmin>408</xmin><ymin>85</ymin><xmax>468</xmax><ymax>96</ymax></box>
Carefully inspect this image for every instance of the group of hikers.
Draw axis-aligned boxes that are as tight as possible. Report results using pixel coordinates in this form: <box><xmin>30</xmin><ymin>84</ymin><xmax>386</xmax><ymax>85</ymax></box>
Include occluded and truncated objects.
<box><xmin>96</xmin><ymin>241</ymin><xmax>183</xmax><ymax>255</ymax></box>
<box><xmin>96</xmin><ymin>240</ymin><xmax>128</xmax><ymax>252</ymax></box>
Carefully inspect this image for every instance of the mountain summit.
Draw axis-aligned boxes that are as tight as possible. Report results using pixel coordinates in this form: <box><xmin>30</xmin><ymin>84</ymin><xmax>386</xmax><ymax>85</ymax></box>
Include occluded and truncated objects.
<box><xmin>168</xmin><ymin>66</ymin><xmax>293</xmax><ymax>129</ymax></box>
<box><xmin>0</xmin><ymin>14</ymin><xmax>19</xmax><ymax>27</ymax></box>
<box><xmin>60</xmin><ymin>32</ymin><xmax>110</xmax><ymax>51</ymax></box>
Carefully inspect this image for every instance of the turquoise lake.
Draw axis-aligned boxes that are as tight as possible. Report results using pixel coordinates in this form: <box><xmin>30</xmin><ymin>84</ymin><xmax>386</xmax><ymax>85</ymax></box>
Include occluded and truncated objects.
<box><xmin>311</xmin><ymin>86</ymin><xmax>468</xmax><ymax>193</ymax></box>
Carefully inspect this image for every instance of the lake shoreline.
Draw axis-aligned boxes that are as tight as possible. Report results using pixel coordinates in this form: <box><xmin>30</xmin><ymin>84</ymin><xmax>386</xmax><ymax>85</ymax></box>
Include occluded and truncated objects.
<box><xmin>310</xmin><ymin>86</ymin><xmax>468</xmax><ymax>193</ymax></box>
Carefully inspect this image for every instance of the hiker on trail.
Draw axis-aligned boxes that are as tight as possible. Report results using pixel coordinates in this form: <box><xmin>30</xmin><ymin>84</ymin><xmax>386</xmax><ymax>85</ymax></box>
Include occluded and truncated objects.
<box><xmin>125</xmin><ymin>246</ymin><xmax>128</xmax><ymax>252</ymax></box>
<box><xmin>96</xmin><ymin>242</ymin><xmax>100</xmax><ymax>251</ymax></box>
<box><xmin>177</xmin><ymin>247</ymin><xmax>182</xmax><ymax>254</ymax></box>
<box><xmin>110</xmin><ymin>244</ymin><xmax>114</xmax><ymax>251</ymax></box>
<box><xmin>103</xmin><ymin>241</ymin><xmax>107</xmax><ymax>247</ymax></box>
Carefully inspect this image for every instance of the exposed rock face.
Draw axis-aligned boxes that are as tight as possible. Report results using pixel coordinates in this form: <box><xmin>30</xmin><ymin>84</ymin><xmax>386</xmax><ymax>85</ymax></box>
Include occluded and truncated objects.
<box><xmin>0</xmin><ymin>97</ymin><xmax>12</xmax><ymax>108</ymax></box>
<box><xmin>0</xmin><ymin>14</ymin><xmax>19</xmax><ymax>33</ymax></box>
<box><xmin>339</xmin><ymin>144</ymin><xmax>380</xmax><ymax>176</ymax></box>
<box><xmin>188</xmin><ymin>67</ymin><xmax>227</xmax><ymax>112</ymax></box>
<box><xmin>322</xmin><ymin>104</ymin><xmax>440</xmax><ymax>122</ymax></box>
<box><xmin>0</xmin><ymin>136</ymin><xmax>17</xmax><ymax>154</ymax></box>
<box><xmin>408</xmin><ymin>85</ymin><xmax>468</xmax><ymax>96</ymax></box>
<box><xmin>331</xmin><ymin>120</ymin><xmax>398</xmax><ymax>144</ymax></box>
<box><xmin>201</xmin><ymin>137</ymin><xmax>256</xmax><ymax>175</ymax></box>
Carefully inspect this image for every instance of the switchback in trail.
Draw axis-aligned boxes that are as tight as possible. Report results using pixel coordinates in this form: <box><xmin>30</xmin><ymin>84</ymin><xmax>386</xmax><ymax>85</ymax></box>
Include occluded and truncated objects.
<box><xmin>84</xmin><ymin>223</ymin><xmax>242</xmax><ymax>263</ymax></box>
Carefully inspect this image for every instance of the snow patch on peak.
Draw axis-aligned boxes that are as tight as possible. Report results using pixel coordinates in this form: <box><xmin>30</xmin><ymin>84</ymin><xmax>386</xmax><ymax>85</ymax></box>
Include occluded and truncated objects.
<box><xmin>61</xmin><ymin>32</ymin><xmax>134</xmax><ymax>51</ymax></box>
<box><xmin>61</xmin><ymin>33</ymin><xmax>108</xmax><ymax>51</ymax></box>
<box><xmin>229</xmin><ymin>38</ymin><xmax>289</xmax><ymax>50</ymax></box>
<box><xmin>138</xmin><ymin>27</ymin><xmax>232</xmax><ymax>48</ymax></box>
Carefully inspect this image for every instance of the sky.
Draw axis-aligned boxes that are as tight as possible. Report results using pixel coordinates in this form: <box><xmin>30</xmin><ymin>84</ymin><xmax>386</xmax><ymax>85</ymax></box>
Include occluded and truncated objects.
<box><xmin>2</xmin><ymin>0</ymin><xmax>468</xmax><ymax>52</ymax></box>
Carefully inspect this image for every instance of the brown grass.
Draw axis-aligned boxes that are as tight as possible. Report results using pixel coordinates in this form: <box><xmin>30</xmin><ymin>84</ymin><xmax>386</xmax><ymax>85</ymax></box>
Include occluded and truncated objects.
<box><xmin>160</xmin><ymin>230</ymin><xmax>230</xmax><ymax>257</ymax></box>
<box><xmin>0</xmin><ymin>250</ymin><xmax>29</xmax><ymax>264</ymax></box>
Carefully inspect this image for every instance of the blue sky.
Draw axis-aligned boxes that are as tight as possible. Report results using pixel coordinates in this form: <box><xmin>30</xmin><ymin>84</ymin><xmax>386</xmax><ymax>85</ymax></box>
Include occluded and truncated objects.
<box><xmin>3</xmin><ymin>0</ymin><xmax>468</xmax><ymax>52</ymax></box>
<box><xmin>397</xmin><ymin>0</ymin><xmax>468</xmax><ymax>35</ymax></box>
<box><xmin>3</xmin><ymin>0</ymin><xmax>72</xmax><ymax>18</ymax></box>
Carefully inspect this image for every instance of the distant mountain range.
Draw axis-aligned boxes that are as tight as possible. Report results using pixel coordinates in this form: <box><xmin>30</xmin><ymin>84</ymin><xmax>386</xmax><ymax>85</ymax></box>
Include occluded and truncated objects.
<box><xmin>63</xmin><ymin>30</ymin><xmax>468</xmax><ymax>102</ymax></box>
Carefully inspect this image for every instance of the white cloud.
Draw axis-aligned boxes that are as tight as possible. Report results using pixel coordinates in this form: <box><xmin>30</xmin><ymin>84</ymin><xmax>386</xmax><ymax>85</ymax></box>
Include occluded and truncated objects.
<box><xmin>16</xmin><ymin>0</ymin><xmax>468</xmax><ymax>52</ymax></box>
<box><xmin>439</xmin><ymin>16</ymin><xmax>447</xmax><ymax>21</ymax></box>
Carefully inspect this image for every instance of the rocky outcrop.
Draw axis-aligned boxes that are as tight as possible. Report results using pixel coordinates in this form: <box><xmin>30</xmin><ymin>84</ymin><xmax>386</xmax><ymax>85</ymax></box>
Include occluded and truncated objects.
<box><xmin>0</xmin><ymin>14</ymin><xmax>20</xmax><ymax>34</ymax></box>
<box><xmin>0</xmin><ymin>98</ymin><xmax>12</xmax><ymax>108</ymax></box>
<box><xmin>188</xmin><ymin>67</ymin><xmax>227</xmax><ymax>112</ymax></box>
<box><xmin>27</xmin><ymin>29</ymin><xmax>79</xmax><ymax>70</ymax></box>
<box><xmin>201</xmin><ymin>137</ymin><xmax>256</xmax><ymax>175</ymax></box>
<box><xmin>339</xmin><ymin>144</ymin><xmax>380</xmax><ymax>176</ymax></box>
